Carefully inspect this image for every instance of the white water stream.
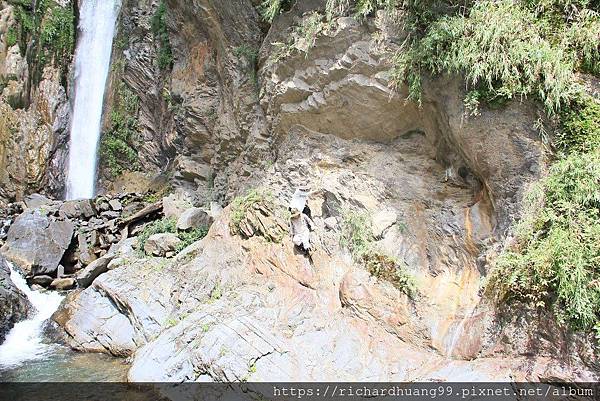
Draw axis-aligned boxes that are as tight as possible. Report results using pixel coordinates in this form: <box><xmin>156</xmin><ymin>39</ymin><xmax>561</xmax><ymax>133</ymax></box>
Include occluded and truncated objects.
<box><xmin>66</xmin><ymin>0</ymin><xmax>122</xmax><ymax>200</ymax></box>
<box><xmin>0</xmin><ymin>263</ymin><xmax>64</xmax><ymax>369</ymax></box>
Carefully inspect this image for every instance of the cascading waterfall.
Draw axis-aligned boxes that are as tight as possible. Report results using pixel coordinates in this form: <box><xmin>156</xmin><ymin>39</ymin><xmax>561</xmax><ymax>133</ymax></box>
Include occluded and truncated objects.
<box><xmin>0</xmin><ymin>263</ymin><xmax>64</xmax><ymax>369</ymax></box>
<box><xmin>66</xmin><ymin>0</ymin><xmax>122</xmax><ymax>200</ymax></box>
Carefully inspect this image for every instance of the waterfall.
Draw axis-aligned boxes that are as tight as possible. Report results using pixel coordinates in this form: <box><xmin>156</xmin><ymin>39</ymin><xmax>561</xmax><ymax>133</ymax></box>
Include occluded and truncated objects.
<box><xmin>66</xmin><ymin>0</ymin><xmax>122</xmax><ymax>200</ymax></box>
<box><xmin>0</xmin><ymin>263</ymin><xmax>64</xmax><ymax>369</ymax></box>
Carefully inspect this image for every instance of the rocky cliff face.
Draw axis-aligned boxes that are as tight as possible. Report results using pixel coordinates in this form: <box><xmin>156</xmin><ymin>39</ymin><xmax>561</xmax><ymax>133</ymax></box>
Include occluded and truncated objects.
<box><xmin>45</xmin><ymin>0</ymin><xmax>597</xmax><ymax>382</ymax></box>
<box><xmin>0</xmin><ymin>0</ymin><xmax>597</xmax><ymax>382</ymax></box>
<box><xmin>0</xmin><ymin>1</ymin><xmax>73</xmax><ymax>204</ymax></box>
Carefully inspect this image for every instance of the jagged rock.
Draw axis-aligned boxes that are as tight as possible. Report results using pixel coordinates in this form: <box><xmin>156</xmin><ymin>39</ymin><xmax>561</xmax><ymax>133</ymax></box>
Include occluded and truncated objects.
<box><xmin>23</xmin><ymin>194</ymin><xmax>56</xmax><ymax>210</ymax></box>
<box><xmin>95</xmin><ymin>198</ymin><xmax>110</xmax><ymax>212</ymax></box>
<box><xmin>324</xmin><ymin>216</ymin><xmax>337</xmax><ymax>230</ymax></box>
<box><xmin>100</xmin><ymin>211</ymin><xmax>120</xmax><ymax>219</ymax></box>
<box><xmin>108</xmin><ymin>199</ymin><xmax>122</xmax><ymax>211</ymax></box>
<box><xmin>162</xmin><ymin>193</ymin><xmax>193</xmax><ymax>220</ymax></box>
<box><xmin>176</xmin><ymin>208</ymin><xmax>212</xmax><ymax>231</ymax></box>
<box><xmin>108</xmin><ymin>237</ymin><xmax>138</xmax><ymax>258</ymax></box>
<box><xmin>232</xmin><ymin>202</ymin><xmax>288</xmax><ymax>243</ymax></box>
<box><xmin>143</xmin><ymin>233</ymin><xmax>181</xmax><ymax>257</ymax></box>
<box><xmin>30</xmin><ymin>275</ymin><xmax>53</xmax><ymax>287</ymax></box>
<box><xmin>0</xmin><ymin>64</ymin><xmax>70</xmax><ymax>202</ymax></box>
<box><xmin>0</xmin><ymin>257</ymin><xmax>30</xmax><ymax>343</ymax></box>
<box><xmin>173</xmin><ymin>157</ymin><xmax>211</xmax><ymax>183</ymax></box>
<box><xmin>50</xmin><ymin>277</ymin><xmax>76</xmax><ymax>290</ymax></box>
<box><xmin>77</xmin><ymin>232</ymin><xmax>97</xmax><ymax>266</ymax></box>
<box><xmin>0</xmin><ymin>210</ymin><xmax>74</xmax><ymax>275</ymax></box>
<box><xmin>59</xmin><ymin>199</ymin><xmax>95</xmax><ymax>219</ymax></box>
<box><xmin>76</xmin><ymin>255</ymin><xmax>115</xmax><ymax>288</ymax></box>
<box><xmin>209</xmin><ymin>202</ymin><xmax>223</xmax><ymax>220</ymax></box>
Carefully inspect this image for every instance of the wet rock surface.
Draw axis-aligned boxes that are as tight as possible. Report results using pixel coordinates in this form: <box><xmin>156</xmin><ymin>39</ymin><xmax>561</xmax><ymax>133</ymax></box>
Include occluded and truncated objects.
<box><xmin>0</xmin><ymin>256</ymin><xmax>30</xmax><ymax>343</ymax></box>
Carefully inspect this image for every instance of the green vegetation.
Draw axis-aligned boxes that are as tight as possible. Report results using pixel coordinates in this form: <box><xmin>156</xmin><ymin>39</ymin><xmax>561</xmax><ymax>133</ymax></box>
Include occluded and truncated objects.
<box><xmin>6</xmin><ymin>27</ymin><xmax>17</xmax><ymax>48</ymax></box>
<box><xmin>340</xmin><ymin>210</ymin><xmax>417</xmax><ymax>297</ymax></box>
<box><xmin>233</xmin><ymin>45</ymin><xmax>259</xmax><ymax>84</ymax></box>
<box><xmin>8</xmin><ymin>0</ymin><xmax>75</xmax><ymax>84</ymax></box>
<box><xmin>268</xmin><ymin>11</ymin><xmax>332</xmax><ymax>65</ymax></box>
<box><xmin>151</xmin><ymin>1</ymin><xmax>173</xmax><ymax>70</ymax></box>
<box><xmin>177</xmin><ymin>227</ymin><xmax>209</xmax><ymax>251</ymax></box>
<box><xmin>100</xmin><ymin>82</ymin><xmax>141</xmax><ymax>177</ymax></box>
<box><xmin>229</xmin><ymin>189</ymin><xmax>288</xmax><ymax>242</ymax></box>
<box><xmin>259</xmin><ymin>0</ymin><xmax>293</xmax><ymax>22</ymax></box>
<box><xmin>555</xmin><ymin>94</ymin><xmax>600</xmax><ymax>154</ymax></box>
<box><xmin>209</xmin><ymin>283</ymin><xmax>222</xmax><ymax>302</ymax></box>
<box><xmin>137</xmin><ymin>217</ymin><xmax>177</xmax><ymax>254</ymax></box>
<box><xmin>137</xmin><ymin>217</ymin><xmax>209</xmax><ymax>256</ymax></box>
<box><xmin>488</xmin><ymin>150</ymin><xmax>600</xmax><ymax>331</ymax></box>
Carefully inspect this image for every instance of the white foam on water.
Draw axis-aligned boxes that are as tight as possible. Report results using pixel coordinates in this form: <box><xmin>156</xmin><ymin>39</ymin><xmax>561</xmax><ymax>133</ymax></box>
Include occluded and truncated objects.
<box><xmin>0</xmin><ymin>263</ymin><xmax>64</xmax><ymax>369</ymax></box>
<box><xmin>66</xmin><ymin>0</ymin><xmax>122</xmax><ymax>200</ymax></box>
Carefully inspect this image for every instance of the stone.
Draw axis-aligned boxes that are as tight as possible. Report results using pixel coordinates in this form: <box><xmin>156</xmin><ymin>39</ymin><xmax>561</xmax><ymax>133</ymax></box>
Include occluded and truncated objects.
<box><xmin>76</xmin><ymin>255</ymin><xmax>115</xmax><ymax>288</ymax></box>
<box><xmin>0</xmin><ymin>257</ymin><xmax>30</xmax><ymax>343</ymax></box>
<box><xmin>173</xmin><ymin>157</ymin><xmax>211</xmax><ymax>182</ymax></box>
<box><xmin>372</xmin><ymin>210</ymin><xmax>397</xmax><ymax>239</ymax></box>
<box><xmin>50</xmin><ymin>277</ymin><xmax>76</xmax><ymax>290</ymax></box>
<box><xmin>324</xmin><ymin>217</ymin><xmax>337</xmax><ymax>230</ymax></box>
<box><xmin>0</xmin><ymin>210</ymin><xmax>74</xmax><ymax>275</ymax></box>
<box><xmin>101</xmin><ymin>211</ymin><xmax>120</xmax><ymax>219</ymax></box>
<box><xmin>23</xmin><ymin>194</ymin><xmax>55</xmax><ymax>210</ymax></box>
<box><xmin>77</xmin><ymin>232</ymin><xmax>97</xmax><ymax>266</ymax></box>
<box><xmin>107</xmin><ymin>237</ymin><xmax>138</xmax><ymax>258</ymax></box>
<box><xmin>143</xmin><ymin>233</ymin><xmax>181</xmax><ymax>257</ymax></box>
<box><xmin>162</xmin><ymin>193</ymin><xmax>193</xmax><ymax>220</ymax></box>
<box><xmin>209</xmin><ymin>202</ymin><xmax>223</xmax><ymax>220</ymax></box>
<box><xmin>176</xmin><ymin>208</ymin><xmax>213</xmax><ymax>231</ymax></box>
<box><xmin>59</xmin><ymin>200</ymin><xmax>96</xmax><ymax>219</ymax></box>
<box><xmin>31</xmin><ymin>275</ymin><xmax>53</xmax><ymax>287</ymax></box>
<box><xmin>109</xmin><ymin>199</ymin><xmax>123</xmax><ymax>211</ymax></box>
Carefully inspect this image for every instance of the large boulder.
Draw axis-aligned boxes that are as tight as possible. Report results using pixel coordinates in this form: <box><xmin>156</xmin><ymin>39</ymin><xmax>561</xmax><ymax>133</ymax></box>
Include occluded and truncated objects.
<box><xmin>143</xmin><ymin>233</ymin><xmax>181</xmax><ymax>257</ymax></box>
<box><xmin>162</xmin><ymin>193</ymin><xmax>193</xmax><ymax>220</ymax></box>
<box><xmin>176</xmin><ymin>208</ymin><xmax>213</xmax><ymax>231</ymax></box>
<box><xmin>77</xmin><ymin>255</ymin><xmax>115</xmax><ymax>288</ymax></box>
<box><xmin>0</xmin><ymin>257</ymin><xmax>30</xmax><ymax>343</ymax></box>
<box><xmin>0</xmin><ymin>210</ymin><xmax>74</xmax><ymax>275</ymax></box>
<box><xmin>59</xmin><ymin>199</ymin><xmax>95</xmax><ymax>219</ymax></box>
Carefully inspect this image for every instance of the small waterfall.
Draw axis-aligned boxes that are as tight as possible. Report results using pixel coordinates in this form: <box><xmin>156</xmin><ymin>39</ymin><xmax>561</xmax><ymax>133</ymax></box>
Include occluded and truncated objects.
<box><xmin>0</xmin><ymin>263</ymin><xmax>64</xmax><ymax>369</ymax></box>
<box><xmin>66</xmin><ymin>0</ymin><xmax>122</xmax><ymax>200</ymax></box>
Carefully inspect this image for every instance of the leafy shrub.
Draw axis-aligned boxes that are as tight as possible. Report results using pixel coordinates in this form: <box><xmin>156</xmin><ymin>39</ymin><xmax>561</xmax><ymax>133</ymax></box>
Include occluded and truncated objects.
<box><xmin>151</xmin><ymin>1</ymin><xmax>173</xmax><ymax>70</ymax></box>
<box><xmin>177</xmin><ymin>227</ymin><xmax>209</xmax><ymax>252</ymax></box>
<box><xmin>556</xmin><ymin>94</ymin><xmax>600</xmax><ymax>154</ymax></box>
<box><xmin>259</xmin><ymin>0</ymin><xmax>293</xmax><ymax>22</ymax></box>
<box><xmin>137</xmin><ymin>217</ymin><xmax>177</xmax><ymax>254</ymax></box>
<box><xmin>488</xmin><ymin>151</ymin><xmax>600</xmax><ymax>331</ymax></box>
<box><xmin>137</xmin><ymin>217</ymin><xmax>209</xmax><ymax>255</ymax></box>
<box><xmin>268</xmin><ymin>12</ymin><xmax>331</xmax><ymax>65</ymax></box>
<box><xmin>363</xmin><ymin>251</ymin><xmax>417</xmax><ymax>296</ymax></box>
<box><xmin>6</xmin><ymin>27</ymin><xmax>17</xmax><ymax>48</ymax></box>
<box><xmin>8</xmin><ymin>0</ymin><xmax>76</xmax><ymax>85</ymax></box>
<box><xmin>340</xmin><ymin>211</ymin><xmax>373</xmax><ymax>259</ymax></box>
<box><xmin>340</xmin><ymin>210</ymin><xmax>417</xmax><ymax>296</ymax></box>
<box><xmin>392</xmin><ymin>0</ymin><xmax>579</xmax><ymax>113</ymax></box>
